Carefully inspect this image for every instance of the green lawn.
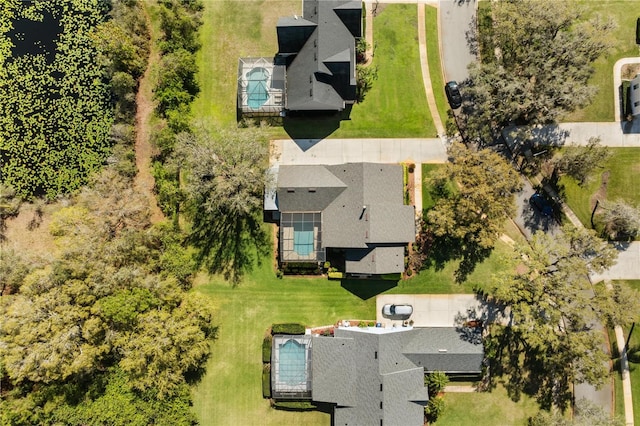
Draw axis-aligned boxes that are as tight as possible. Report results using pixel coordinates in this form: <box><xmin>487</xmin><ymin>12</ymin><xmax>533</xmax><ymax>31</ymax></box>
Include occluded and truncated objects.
<box><xmin>425</xmin><ymin>5</ymin><xmax>449</xmax><ymax>126</ymax></box>
<box><xmin>191</xmin><ymin>225</ymin><xmax>520</xmax><ymax>425</ymax></box>
<box><xmin>614</xmin><ymin>280</ymin><xmax>640</xmax><ymax>424</ymax></box>
<box><xmin>563</xmin><ymin>1</ymin><xmax>640</xmax><ymax>122</ymax></box>
<box><xmin>558</xmin><ymin>148</ymin><xmax>640</xmax><ymax>229</ymax></box>
<box><xmin>436</xmin><ymin>384</ymin><xmax>541</xmax><ymax>426</ymax></box>
<box><xmin>191</xmin><ymin>1</ymin><xmax>434</xmax><ymax>138</ymax></box>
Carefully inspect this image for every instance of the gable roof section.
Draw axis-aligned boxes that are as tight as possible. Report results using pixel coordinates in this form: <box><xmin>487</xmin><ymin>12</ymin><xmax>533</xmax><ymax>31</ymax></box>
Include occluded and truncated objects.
<box><xmin>277</xmin><ymin>165</ymin><xmax>347</xmax><ymax>212</ymax></box>
<box><xmin>344</xmin><ymin>245</ymin><xmax>405</xmax><ymax>275</ymax></box>
<box><xmin>402</xmin><ymin>327</ymin><xmax>484</xmax><ymax>374</ymax></box>
<box><xmin>280</xmin><ymin>0</ymin><xmax>361</xmax><ymax>111</ymax></box>
<box><xmin>313</xmin><ymin>328</ymin><xmax>428</xmax><ymax>426</ymax></box>
<box><xmin>322</xmin><ymin>163</ymin><xmax>414</xmax><ymax>248</ymax></box>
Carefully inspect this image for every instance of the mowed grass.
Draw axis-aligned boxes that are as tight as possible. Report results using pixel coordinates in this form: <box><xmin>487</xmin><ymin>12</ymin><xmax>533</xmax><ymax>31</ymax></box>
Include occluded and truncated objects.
<box><xmin>563</xmin><ymin>0</ymin><xmax>640</xmax><ymax>122</ymax></box>
<box><xmin>425</xmin><ymin>5</ymin><xmax>449</xmax><ymax>125</ymax></box>
<box><xmin>191</xmin><ymin>1</ymin><xmax>298</xmax><ymax>131</ymax></box>
<box><xmin>559</xmin><ymin>148</ymin><xmax>640</xmax><ymax>228</ymax></box>
<box><xmin>191</xmin><ymin>254</ymin><xmax>374</xmax><ymax>426</ymax></box>
<box><xmin>614</xmin><ymin>280</ymin><xmax>640</xmax><ymax>424</ymax></box>
<box><xmin>436</xmin><ymin>384</ymin><xmax>541</xmax><ymax>426</ymax></box>
<box><xmin>191</xmin><ymin>226</ymin><xmax>519</xmax><ymax>425</ymax></box>
<box><xmin>191</xmin><ymin>1</ymin><xmax>434</xmax><ymax>138</ymax></box>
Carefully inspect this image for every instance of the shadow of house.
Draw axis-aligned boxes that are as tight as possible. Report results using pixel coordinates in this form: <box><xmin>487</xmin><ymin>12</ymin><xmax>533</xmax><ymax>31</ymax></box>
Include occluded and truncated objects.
<box><xmin>238</xmin><ymin>0</ymin><xmax>361</xmax><ymax>120</ymax></box>
<box><xmin>265</xmin><ymin>163</ymin><xmax>415</xmax><ymax>278</ymax></box>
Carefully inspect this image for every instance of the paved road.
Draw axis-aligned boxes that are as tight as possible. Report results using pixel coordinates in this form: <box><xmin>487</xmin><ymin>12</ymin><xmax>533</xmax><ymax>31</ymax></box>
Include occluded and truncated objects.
<box><xmin>439</xmin><ymin>0</ymin><xmax>477</xmax><ymax>83</ymax></box>
<box><xmin>512</xmin><ymin>179</ymin><xmax>560</xmax><ymax>240</ymax></box>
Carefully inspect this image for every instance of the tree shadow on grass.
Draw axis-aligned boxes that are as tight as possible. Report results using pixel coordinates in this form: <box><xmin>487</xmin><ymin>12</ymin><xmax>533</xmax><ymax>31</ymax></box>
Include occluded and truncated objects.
<box><xmin>340</xmin><ymin>279</ymin><xmax>398</xmax><ymax>300</ymax></box>
<box><xmin>422</xmin><ymin>233</ymin><xmax>492</xmax><ymax>284</ymax></box>
<box><xmin>189</xmin><ymin>210</ymin><xmax>269</xmax><ymax>286</ymax></box>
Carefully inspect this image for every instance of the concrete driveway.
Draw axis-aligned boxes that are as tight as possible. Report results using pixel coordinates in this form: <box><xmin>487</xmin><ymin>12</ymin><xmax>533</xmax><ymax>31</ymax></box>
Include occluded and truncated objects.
<box><xmin>376</xmin><ymin>293</ymin><xmax>509</xmax><ymax>328</ymax></box>
<box><xmin>270</xmin><ymin>138</ymin><xmax>447</xmax><ymax>166</ymax></box>
<box><xmin>439</xmin><ymin>0</ymin><xmax>477</xmax><ymax>83</ymax></box>
<box><xmin>591</xmin><ymin>242</ymin><xmax>640</xmax><ymax>283</ymax></box>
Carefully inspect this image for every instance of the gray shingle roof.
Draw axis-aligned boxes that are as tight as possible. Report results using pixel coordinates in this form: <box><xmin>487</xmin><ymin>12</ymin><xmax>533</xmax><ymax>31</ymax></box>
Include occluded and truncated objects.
<box><xmin>278</xmin><ymin>0</ymin><xmax>361</xmax><ymax>112</ymax></box>
<box><xmin>402</xmin><ymin>328</ymin><xmax>484</xmax><ymax>374</ymax></box>
<box><xmin>313</xmin><ymin>328</ymin><xmax>427</xmax><ymax>426</ymax></box>
<box><xmin>276</xmin><ymin>163</ymin><xmax>415</xmax><ymax>274</ymax></box>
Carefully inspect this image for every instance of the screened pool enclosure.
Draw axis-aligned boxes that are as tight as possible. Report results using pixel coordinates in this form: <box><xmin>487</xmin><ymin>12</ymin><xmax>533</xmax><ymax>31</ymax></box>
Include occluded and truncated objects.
<box><xmin>237</xmin><ymin>57</ymin><xmax>285</xmax><ymax>117</ymax></box>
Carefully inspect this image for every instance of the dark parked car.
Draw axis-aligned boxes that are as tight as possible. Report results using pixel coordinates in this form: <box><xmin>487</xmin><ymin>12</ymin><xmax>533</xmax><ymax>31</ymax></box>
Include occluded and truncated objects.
<box><xmin>445</xmin><ymin>81</ymin><xmax>462</xmax><ymax>109</ymax></box>
<box><xmin>529</xmin><ymin>193</ymin><xmax>553</xmax><ymax>217</ymax></box>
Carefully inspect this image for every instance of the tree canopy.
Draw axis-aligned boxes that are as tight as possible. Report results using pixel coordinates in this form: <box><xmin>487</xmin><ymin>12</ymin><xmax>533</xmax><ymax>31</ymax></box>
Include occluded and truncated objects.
<box><xmin>487</xmin><ymin>226</ymin><xmax>632</xmax><ymax>409</ymax></box>
<box><xmin>423</xmin><ymin>142</ymin><xmax>522</xmax><ymax>281</ymax></box>
<box><xmin>461</xmin><ymin>0</ymin><xmax>615</xmax><ymax>144</ymax></box>
<box><xmin>0</xmin><ymin>171</ymin><xmax>215</xmax><ymax>423</ymax></box>
<box><xmin>176</xmin><ymin>127</ymin><xmax>270</xmax><ymax>283</ymax></box>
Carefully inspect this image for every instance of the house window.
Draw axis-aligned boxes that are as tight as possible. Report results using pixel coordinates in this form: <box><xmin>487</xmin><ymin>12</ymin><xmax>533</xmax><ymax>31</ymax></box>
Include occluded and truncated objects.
<box><xmin>380</xmin><ymin>383</ymin><xmax>383</xmax><ymax>391</ymax></box>
<box><xmin>287</xmin><ymin>188</ymin><xmax>295</xmax><ymax>193</ymax></box>
<box><xmin>634</xmin><ymin>84</ymin><xmax>639</xmax><ymax>90</ymax></box>
<box><xmin>308</xmin><ymin>188</ymin><xmax>316</xmax><ymax>193</ymax></box>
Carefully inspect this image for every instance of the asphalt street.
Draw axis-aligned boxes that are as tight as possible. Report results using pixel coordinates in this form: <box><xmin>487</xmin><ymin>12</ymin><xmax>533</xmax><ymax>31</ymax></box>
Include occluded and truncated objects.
<box><xmin>439</xmin><ymin>0</ymin><xmax>477</xmax><ymax>83</ymax></box>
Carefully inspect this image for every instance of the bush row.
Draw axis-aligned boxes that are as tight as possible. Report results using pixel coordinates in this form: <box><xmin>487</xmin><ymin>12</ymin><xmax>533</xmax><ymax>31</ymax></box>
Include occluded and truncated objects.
<box><xmin>262</xmin><ymin>364</ymin><xmax>271</xmax><ymax>398</ymax></box>
<box><xmin>262</xmin><ymin>334</ymin><xmax>272</xmax><ymax>363</ymax></box>
<box><xmin>271</xmin><ymin>323</ymin><xmax>306</xmax><ymax>335</ymax></box>
<box><xmin>272</xmin><ymin>401</ymin><xmax>317</xmax><ymax>411</ymax></box>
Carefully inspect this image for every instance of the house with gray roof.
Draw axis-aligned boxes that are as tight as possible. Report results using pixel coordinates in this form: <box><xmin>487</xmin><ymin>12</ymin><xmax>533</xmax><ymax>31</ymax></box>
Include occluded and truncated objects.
<box><xmin>309</xmin><ymin>326</ymin><xmax>484</xmax><ymax>425</ymax></box>
<box><xmin>237</xmin><ymin>0</ymin><xmax>361</xmax><ymax>118</ymax></box>
<box><xmin>277</xmin><ymin>0</ymin><xmax>361</xmax><ymax>113</ymax></box>
<box><xmin>269</xmin><ymin>163</ymin><xmax>415</xmax><ymax>276</ymax></box>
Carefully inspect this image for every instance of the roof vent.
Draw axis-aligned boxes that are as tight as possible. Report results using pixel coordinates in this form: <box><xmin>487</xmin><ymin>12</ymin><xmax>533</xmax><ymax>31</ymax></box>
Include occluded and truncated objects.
<box><xmin>308</xmin><ymin>188</ymin><xmax>316</xmax><ymax>193</ymax></box>
<box><xmin>287</xmin><ymin>188</ymin><xmax>295</xmax><ymax>193</ymax></box>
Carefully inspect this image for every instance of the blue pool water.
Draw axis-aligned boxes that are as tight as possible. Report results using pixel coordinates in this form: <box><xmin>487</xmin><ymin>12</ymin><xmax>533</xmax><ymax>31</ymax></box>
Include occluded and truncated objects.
<box><xmin>279</xmin><ymin>339</ymin><xmax>306</xmax><ymax>385</ymax></box>
<box><xmin>246</xmin><ymin>67</ymin><xmax>269</xmax><ymax>109</ymax></box>
<box><xmin>293</xmin><ymin>222</ymin><xmax>314</xmax><ymax>256</ymax></box>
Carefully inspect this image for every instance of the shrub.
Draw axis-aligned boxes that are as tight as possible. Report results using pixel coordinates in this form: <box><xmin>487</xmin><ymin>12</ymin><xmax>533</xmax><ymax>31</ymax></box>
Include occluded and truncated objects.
<box><xmin>272</xmin><ymin>401</ymin><xmax>316</xmax><ymax>411</ymax></box>
<box><xmin>425</xmin><ymin>371</ymin><xmax>449</xmax><ymax>396</ymax></box>
<box><xmin>262</xmin><ymin>364</ymin><xmax>271</xmax><ymax>398</ymax></box>
<box><xmin>271</xmin><ymin>323</ymin><xmax>305</xmax><ymax>335</ymax></box>
<box><xmin>328</xmin><ymin>271</ymin><xmax>344</xmax><ymax>280</ymax></box>
<box><xmin>424</xmin><ymin>396</ymin><xmax>445</xmax><ymax>423</ymax></box>
<box><xmin>262</xmin><ymin>335</ymin><xmax>272</xmax><ymax>363</ymax></box>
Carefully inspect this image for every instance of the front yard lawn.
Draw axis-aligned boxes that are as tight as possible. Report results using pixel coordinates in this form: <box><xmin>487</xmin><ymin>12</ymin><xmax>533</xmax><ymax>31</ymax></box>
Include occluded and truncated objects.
<box><xmin>615</xmin><ymin>280</ymin><xmax>640</xmax><ymax>425</ymax></box>
<box><xmin>436</xmin><ymin>384</ymin><xmax>541</xmax><ymax>426</ymax></box>
<box><xmin>563</xmin><ymin>1</ymin><xmax>640</xmax><ymax>122</ymax></box>
<box><xmin>559</xmin><ymin>148</ymin><xmax>640</xmax><ymax>230</ymax></box>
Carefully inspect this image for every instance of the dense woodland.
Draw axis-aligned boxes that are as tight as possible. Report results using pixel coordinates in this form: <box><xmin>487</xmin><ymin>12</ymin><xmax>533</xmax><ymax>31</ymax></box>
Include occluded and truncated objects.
<box><xmin>0</xmin><ymin>1</ymin><xmax>215</xmax><ymax>424</ymax></box>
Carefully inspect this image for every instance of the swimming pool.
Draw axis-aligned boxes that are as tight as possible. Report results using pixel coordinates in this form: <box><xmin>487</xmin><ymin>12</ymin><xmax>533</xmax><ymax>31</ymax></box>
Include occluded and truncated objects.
<box><xmin>293</xmin><ymin>221</ymin><xmax>314</xmax><ymax>256</ymax></box>
<box><xmin>278</xmin><ymin>339</ymin><xmax>306</xmax><ymax>386</ymax></box>
<box><xmin>246</xmin><ymin>67</ymin><xmax>269</xmax><ymax>110</ymax></box>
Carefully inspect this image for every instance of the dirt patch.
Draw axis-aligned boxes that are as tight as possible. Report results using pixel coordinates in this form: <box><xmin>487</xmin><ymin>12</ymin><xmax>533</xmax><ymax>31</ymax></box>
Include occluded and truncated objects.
<box><xmin>622</xmin><ymin>63</ymin><xmax>640</xmax><ymax>80</ymax></box>
<box><xmin>589</xmin><ymin>170</ymin><xmax>609</xmax><ymax>212</ymax></box>
<box><xmin>2</xmin><ymin>202</ymin><xmax>61</xmax><ymax>259</ymax></box>
<box><xmin>134</xmin><ymin>4</ymin><xmax>164</xmax><ymax>224</ymax></box>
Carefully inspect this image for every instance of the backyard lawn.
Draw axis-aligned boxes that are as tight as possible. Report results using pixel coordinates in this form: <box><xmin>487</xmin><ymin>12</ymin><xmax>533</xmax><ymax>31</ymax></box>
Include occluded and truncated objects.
<box><xmin>563</xmin><ymin>0</ymin><xmax>640</xmax><ymax>122</ymax></box>
<box><xmin>558</xmin><ymin>148</ymin><xmax>640</xmax><ymax>230</ymax></box>
<box><xmin>191</xmin><ymin>1</ymin><xmax>434</xmax><ymax>138</ymax></box>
